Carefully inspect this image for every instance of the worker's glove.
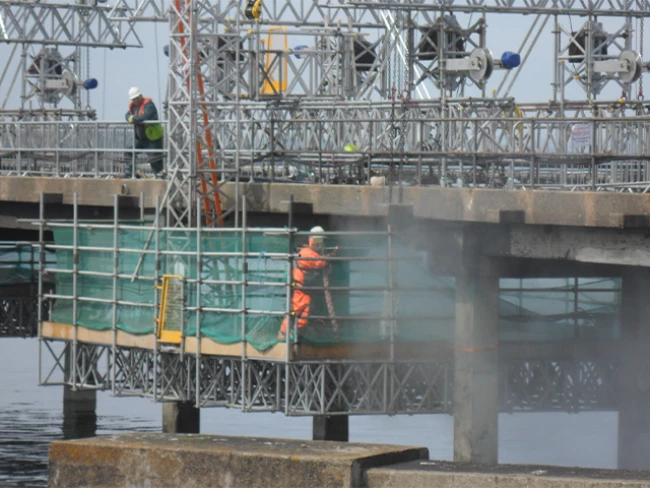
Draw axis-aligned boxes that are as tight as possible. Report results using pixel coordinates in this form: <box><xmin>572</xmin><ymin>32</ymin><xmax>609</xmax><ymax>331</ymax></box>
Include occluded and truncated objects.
<box><xmin>128</xmin><ymin>115</ymin><xmax>134</xmax><ymax>124</ymax></box>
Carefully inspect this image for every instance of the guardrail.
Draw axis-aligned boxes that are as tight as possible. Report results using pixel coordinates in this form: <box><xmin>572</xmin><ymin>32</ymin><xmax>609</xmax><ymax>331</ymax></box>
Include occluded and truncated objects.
<box><xmin>2</xmin><ymin>117</ymin><xmax>650</xmax><ymax>190</ymax></box>
<box><xmin>0</xmin><ymin>121</ymin><xmax>167</xmax><ymax>178</ymax></box>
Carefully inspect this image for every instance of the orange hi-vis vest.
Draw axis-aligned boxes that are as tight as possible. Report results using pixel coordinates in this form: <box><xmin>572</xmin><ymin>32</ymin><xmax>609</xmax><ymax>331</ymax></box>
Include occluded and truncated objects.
<box><xmin>128</xmin><ymin>97</ymin><xmax>153</xmax><ymax>116</ymax></box>
<box><xmin>128</xmin><ymin>98</ymin><xmax>164</xmax><ymax>141</ymax></box>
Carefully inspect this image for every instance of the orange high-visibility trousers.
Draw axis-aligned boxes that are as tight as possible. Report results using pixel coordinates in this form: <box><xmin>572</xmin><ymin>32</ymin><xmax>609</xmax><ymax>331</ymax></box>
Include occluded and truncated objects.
<box><xmin>279</xmin><ymin>289</ymin><xmax>311</xmax><ymax>337</ymax></box>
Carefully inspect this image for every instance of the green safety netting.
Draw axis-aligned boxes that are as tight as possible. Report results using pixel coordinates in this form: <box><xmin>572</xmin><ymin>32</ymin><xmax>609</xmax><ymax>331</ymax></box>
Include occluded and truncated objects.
<box><xmin>0</xmin><ymin>243</ymin><xmax>55</xmax><ymax>287</ymax></box>
<box><xmin>49</xmin><ymin>225</ymin><xmax>620</xmax><ymax>351</ymax></box>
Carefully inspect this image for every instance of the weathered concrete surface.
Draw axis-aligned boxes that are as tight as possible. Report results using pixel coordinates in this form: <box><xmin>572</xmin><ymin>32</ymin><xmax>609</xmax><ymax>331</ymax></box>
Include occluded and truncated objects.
<box><xmin>618</xmin><ymin>271</ymin><xmax>650</xmax><ymax>470</ymax></box>
<box><xmin>423</xmin><ymin>222</ymin><xmax>650</xmax><ymax>269</ymax></box>
<box><xmin>48</xmin><ymin>433</ymin><xmax>428</xmax><ymax>488</ymax></box>
<box><xmin>162</xmin><ymin>401</ymin><xmax>200</xmax><ymax>434</ymax></box>
<box><xmin>0</xmin><ymin>176</ymin><xmax>164</xmax><ymax>207</ymax></box>
<box><xmin>62</xmin><ymin>386</ymin><xmax>96</xmax><ymax>440</ymax></box>
<box><xmin>313</xmin><ymin>415</ymin><xmax>349</xmax><ymax>442</ymax></box>
<box><xmin>223</xmin><ymin>182</ymin><xmax>650</xmax><ymax>228</ymax></box>
<box><xmin>367</xmin><ymin>460</ymin><xmax>650</xmax><ymax>488</ymax></box>
<box><xmin>453</xmin><ymin>231</ymin><xmax>499</xmax><ymax>464</ymax></box>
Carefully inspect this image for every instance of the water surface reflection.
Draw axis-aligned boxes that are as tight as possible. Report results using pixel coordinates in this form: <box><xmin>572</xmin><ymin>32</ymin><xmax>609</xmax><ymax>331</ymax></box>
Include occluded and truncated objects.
<box><xmin>0</xmin><ymin>339</ymin><xmax>617</xmax><ymax>487</ymax></box>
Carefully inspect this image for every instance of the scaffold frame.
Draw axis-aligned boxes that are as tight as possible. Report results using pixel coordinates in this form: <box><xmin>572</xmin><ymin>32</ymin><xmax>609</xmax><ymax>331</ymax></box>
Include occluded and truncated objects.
<box><xmin>35</xmin><ymin>192</ymin><xmax>622</xmax><ymax>415</ymax></box>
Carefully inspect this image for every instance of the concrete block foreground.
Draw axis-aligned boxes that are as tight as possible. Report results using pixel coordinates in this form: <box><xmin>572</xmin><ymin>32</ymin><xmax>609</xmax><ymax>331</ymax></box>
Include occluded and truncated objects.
<box><xmin>48</xmin><ymin>433</ymin><xmax>427</xmax><ymax>488</ymax></box>
<box><xmin>49</xmin><ymin>434</ymin><xmax>650</xmax><ymax>488</ymax></box>
<box><xmin>367</xmin><ymin>460</ymin><xmax>650</xmax><ymax>488</ymax></box>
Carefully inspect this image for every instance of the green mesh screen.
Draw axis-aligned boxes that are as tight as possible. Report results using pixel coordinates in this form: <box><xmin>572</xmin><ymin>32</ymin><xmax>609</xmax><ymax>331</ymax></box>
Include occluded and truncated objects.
<box><xmin>0</xmin><ymin>243</ymin><xmax>54</xmax><ymax>287</ymax></box>
<box><xmin>49</xmin><ymin>225</ymin><xmax>620</xmax><ymax>351</ymax></box>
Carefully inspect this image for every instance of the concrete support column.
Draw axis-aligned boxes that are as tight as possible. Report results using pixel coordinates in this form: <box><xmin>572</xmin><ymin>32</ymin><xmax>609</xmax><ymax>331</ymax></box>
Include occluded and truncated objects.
<box><xmin>162</xmin><ymin>401</ymin><xmax>200</xmax><ymax>434</ymax></box>
<box><xmin>618</xmin><ymin>269</ymin><xmax>650</xmax><ymax>470</ymax></box>
<box><xmin>62</xmin><ymin>386</ymin><xmax>97</xmax><ymax>440</ymax></box>
<box><xmin>313</xmin><ymin>415</ymin><xmax>349</xmax><ymax>442</ymax></box>
<box><xmin>453</xmin><ymin>232</ymin><xmax>499</xmax><ymax>465</ymax></box>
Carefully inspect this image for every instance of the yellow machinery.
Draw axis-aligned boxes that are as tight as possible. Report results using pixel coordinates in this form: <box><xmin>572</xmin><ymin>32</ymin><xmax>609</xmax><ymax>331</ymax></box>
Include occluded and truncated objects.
<box><xmin>261</xmin><ymin>26</ymin><xmax>288</xmax><ymax>95</ymax></box>
<box><xmin>155</xmin><ymin>274</ymin><xmax>184</xmax><ymax>344</ymax></box>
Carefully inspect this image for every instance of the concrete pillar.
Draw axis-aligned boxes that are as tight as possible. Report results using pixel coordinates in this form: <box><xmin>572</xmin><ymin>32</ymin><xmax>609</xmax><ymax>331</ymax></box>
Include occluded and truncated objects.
<box><xmin>618</xmin><ymin>269</ymin><xmax>650</xmax><ymax>470</ymax></box>
<box><xmin>62</xmin><ymin>386</ymin><xmax>97</xmax><ymax>440</ymax></box>
<box><xmin>162</xmin><ymin>401</ymin><xmax>200</xmax><ymax>434</ymax></box>
<box><xmin>313</xmin><ymin>415</ymin><xmax>349</xmax><ymax>442</ymax></box>
<box><xmin>453</xmin><ymin>233</ymin><xmax>499</xmax><ymax>465</ymax></box>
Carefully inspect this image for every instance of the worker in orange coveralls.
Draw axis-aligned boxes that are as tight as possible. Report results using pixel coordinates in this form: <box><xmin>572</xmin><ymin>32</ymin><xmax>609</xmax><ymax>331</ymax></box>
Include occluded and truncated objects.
<box><xmin>278</xmin><ymin>226</ymin><xmax>329</xmax><ymax>340</ymax></box>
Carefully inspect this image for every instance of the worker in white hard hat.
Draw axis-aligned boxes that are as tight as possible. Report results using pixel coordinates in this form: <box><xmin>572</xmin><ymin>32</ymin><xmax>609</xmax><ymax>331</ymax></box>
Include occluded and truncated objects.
<box><xmin>123</xmin><ymin>87</ymin><xmax>165</xmax><ymax>178</ymax></box>
<box><xmin>278</xmin><ymin>226</ymin><xmax>329</xmax><ymax>341</ymax></box>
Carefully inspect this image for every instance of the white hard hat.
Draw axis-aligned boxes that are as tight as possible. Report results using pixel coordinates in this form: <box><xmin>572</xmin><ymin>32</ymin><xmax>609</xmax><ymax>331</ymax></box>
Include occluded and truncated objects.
<box><xmin>128</xmin><ymin>87</ymin><xmax>142</xmax><ymax>99</ymax></box>
<box><xmin>309</xmin><ymin>226</ymin><xmax>325</xmax><ymax>250</ymax></box>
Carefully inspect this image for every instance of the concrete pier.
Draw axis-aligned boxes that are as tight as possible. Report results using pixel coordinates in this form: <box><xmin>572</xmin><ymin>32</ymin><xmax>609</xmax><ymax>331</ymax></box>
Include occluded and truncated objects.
<box><xmin>453</xmin><ymin>229</ymin><xmax>499</xmax><ymax>465</ymax></box>
<box><xmin>313</xmin><ymin>415</ymin><xmax>349</xmax><ymax>442</ymax></box>
<box><xmin>48</xmin><ymin>434</ymin><xmax>428</xmax><ymax>488</ymax></box>
<box><xmin>366</xmin><ymin>460</ymin><xmax>650</xmax><ymax>488</ymax></box>
<box><xmin>48</xmin><ymin>435</ymin><xmax>650</xmax><ymax>487</ymax></box>
<box><xmin>62</xmin><ymin>386</ymin><xmax>97</xmax><ymax>440</ymax></box>
<box><xmin>162</xmin><ymin>401</ymin><xmax>200</xmax><ymax>434</ymax></box>
<box><xmin>618</xmin><ymin>269</ymin><xmax>650</xmax><ymax>470</ymax></box>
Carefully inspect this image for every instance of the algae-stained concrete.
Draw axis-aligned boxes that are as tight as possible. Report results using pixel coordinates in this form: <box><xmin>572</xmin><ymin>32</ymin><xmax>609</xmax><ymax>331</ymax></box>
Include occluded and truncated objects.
<box><xmin>221</xmin><ymin>181</ymin><xmax>650</xmax><ymax>228</ymax></box>
<box><xmin>367</xmin><ymin>460</ymin><xmax>650</xmax><ymax>488</ymax></box>
<box><xmin>0</xmin><ymin>176</ymin><xmax>164</xmax><ymax>207</ymax></box>
<box><xmin>48</xmin><ymin>433</ymin><xmax>428</xmax><ymax>488</ymax></box>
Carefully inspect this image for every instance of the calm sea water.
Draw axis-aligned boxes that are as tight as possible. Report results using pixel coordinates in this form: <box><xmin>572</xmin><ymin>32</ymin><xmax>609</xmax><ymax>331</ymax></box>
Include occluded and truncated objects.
<box><xmin>0</xmin><ymin>338</ymin><xmax>617</xmax><ymax>487</ymax></box>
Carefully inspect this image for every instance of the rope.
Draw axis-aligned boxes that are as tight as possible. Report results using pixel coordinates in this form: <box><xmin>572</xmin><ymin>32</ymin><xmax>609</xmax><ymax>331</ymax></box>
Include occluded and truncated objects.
<box><xmin>640</xmin><ymin>15</ymin><xmax>644</xmax><ymax>100</ymax></box>
<box><xmin>154</xmin><ymin>23</ymin><xmax>163</xmax><ymax>106</ymax></box>
<box><xmin>101</xmin><ymin>48</ymin><xmax>107</xmax><ymax>118</ymax></box>
<box><xmin>398</xmin><ymin>93</ymin><xmax>407</xmax><ymax>203</ymax></box>
<box><xmin>388</xmin><ymin>87</ymin><xmax>396</xmax><ymax>204</ymax></box>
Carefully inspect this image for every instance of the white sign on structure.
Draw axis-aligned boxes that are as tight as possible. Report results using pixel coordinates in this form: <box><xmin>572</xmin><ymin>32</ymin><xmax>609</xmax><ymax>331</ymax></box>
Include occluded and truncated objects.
<box><xmin>571</xmin><ymin>124</ymin><xmax>592</xmax><ymax>150</ymax></box>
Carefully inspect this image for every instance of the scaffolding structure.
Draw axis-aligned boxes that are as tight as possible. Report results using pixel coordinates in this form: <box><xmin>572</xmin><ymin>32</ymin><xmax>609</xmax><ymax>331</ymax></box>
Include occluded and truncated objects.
<box><xmin>1</xmin><ymin>1</ymin><xmax>650</xmax><ymax>189</ymax></box>
<box><xmin>0</xmin><ymin>0</ymin><xmax>642</xmax><ymax>415</ymax></box>
<box><xmin>36</xmin><ymin>194</ymin><xmax>621</xmax><ymax>414</ymax></box>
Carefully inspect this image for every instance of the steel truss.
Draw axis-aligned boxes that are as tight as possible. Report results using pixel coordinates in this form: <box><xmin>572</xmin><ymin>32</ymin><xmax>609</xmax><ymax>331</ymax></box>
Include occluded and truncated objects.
<box><xmin>0</xmin><ymin>296</ymin><xmax>44</xmax><ymax>337</ymax></box>
<box><xmin>346</xmin><ymin>0</ymin><xmax>650</xmax><ymax>16</ymax></box>
<box><xmin>0</xmin><ymin>1</ymin><xmax>141</xmax><ymax>47</ymax></box>
<box><xmin>3</xmin><ymin>107</ymin><xmax>650</xmax><ymax>190</ymax></box>
<box><xmin>0</xmin><ymin>0</ymin><xmax>142</xmax><ymax>119</ymax></box>
<box><xmin>39</xmin><ymin>338</ymin><xmax>619</xmax><ymax>414</ymax></box>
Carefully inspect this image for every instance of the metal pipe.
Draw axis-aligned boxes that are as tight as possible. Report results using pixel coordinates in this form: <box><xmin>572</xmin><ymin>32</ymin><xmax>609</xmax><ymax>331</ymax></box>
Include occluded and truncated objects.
<box><xmin>71</xmin><ymin>192</ymin><xmax>79</xmax><ymax>390</ymax></box>
<box><xmin>111</xmin><ymin>194</ymin><xmax>118</xmax><ymax>395</ymax></box>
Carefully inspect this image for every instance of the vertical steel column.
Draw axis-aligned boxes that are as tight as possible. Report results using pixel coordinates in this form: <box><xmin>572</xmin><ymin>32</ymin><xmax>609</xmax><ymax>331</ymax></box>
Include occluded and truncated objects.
<box><xmin>37</xmin><ymin>192</ymin><xmax>45</xmax><ymax>384</ymax></box>
<box><xmin>70</xmin><ymin>192</ymin><xmax>79</xmax><ymax>389</ymax></box>
<box><xmin>387</xmin><ymin>223</ymin><xmax>396</xmax><ymax>362</ymax></box>
<box><xmin>153</xmin><ymin>195</ymin><xmax>161</xmax><ymax>402</ymax></box>
<box><xmin>195</xmin><ymin>194</ymin><xmax>202</xmax><ymax>407</ymax></box>
<box><xmin>111</xmin><ymin>195</ymin><xmax>119</xmax><ymax>395</ymax></box>
<box><xmin>241</xmin><ymin>197</ymin><xmax>248</xmax><ymax>410</ymax></box>
<box><xmin>284</xmin><ymin>195</ymin><xmax>295</xmax><ymax>414</ymax></box>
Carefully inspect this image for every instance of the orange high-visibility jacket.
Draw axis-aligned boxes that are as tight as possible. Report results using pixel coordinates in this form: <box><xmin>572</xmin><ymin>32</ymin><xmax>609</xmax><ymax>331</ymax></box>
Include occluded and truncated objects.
<box><xmin>293</xmin><ymin>245</ymin><xmax>327</xmax><ymax>287</ymax></box>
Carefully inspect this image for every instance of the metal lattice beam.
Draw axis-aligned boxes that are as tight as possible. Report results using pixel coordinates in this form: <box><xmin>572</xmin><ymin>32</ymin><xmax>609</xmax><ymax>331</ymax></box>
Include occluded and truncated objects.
<box><xmin>39</xmin><ymin>339</ymin><xmax>622</xmax><ymax>414</ymax></box>
<box><xmin>0</xmin><ymin>1</ymin><xmax>142</xmax><ymax>47</ymax></box>
<box><xmin>345</xmin><ymin>0</ymin><xmax>650</xmax><ymax>17</ymax></box>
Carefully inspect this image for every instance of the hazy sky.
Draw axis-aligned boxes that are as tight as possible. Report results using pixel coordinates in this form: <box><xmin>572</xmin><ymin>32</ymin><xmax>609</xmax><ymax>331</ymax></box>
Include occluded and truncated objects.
<box><xmin>1</xmin><ymin>8</ymin><xmax>647</xmax><ymax>120</ymax></box>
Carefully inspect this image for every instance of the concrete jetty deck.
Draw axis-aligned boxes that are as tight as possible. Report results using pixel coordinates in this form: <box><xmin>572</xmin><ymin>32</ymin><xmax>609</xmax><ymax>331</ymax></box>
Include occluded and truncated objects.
<box><xmin>48</xmin><ymin>434</ymin><xmax>650</xmax><ymax>488</ymax></box>
<box><xmin>367</xmin><ymin>460</ymin><xmax>650</xmax><ymax>487</ymax></box>
<box><xmin>48</xmin><ymin>434</ymin><xmax>427</xmax><ymax>488</ymax></box>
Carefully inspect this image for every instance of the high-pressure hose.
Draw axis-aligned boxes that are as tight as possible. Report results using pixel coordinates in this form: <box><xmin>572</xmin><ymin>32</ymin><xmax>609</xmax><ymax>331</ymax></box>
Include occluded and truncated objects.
<box><xmin>322</xmin><ymin>249</ymin><xmax>339</xmax><ymax>338</ymax></box>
